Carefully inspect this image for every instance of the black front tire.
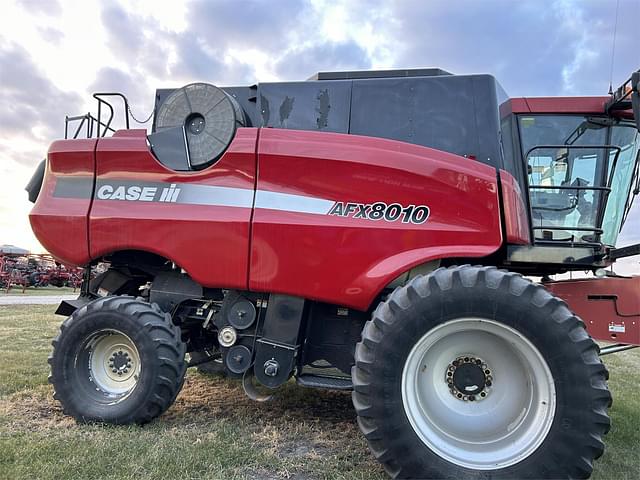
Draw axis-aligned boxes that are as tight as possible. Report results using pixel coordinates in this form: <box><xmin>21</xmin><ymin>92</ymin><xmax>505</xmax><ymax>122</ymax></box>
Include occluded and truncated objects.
<box><xmin>49</xmin><ymin>296</ymin><xmax>187</xmax><ymax>424</ymax></box>
<box><xmin>352</xmin><ymin>266</ymin><xmax>611</xmax><ymax>479</ymax></box>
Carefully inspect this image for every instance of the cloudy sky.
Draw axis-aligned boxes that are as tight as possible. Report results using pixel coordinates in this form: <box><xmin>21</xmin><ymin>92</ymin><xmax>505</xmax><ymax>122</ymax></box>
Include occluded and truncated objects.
<box><xmin>1</xmin><ymin>0</ymin><xmax>639</xmax><ymax>272</ymax></box>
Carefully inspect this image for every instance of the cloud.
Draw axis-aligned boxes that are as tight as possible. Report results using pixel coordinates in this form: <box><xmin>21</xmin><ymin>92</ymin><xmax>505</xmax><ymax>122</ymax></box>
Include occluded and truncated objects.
<box><xmin>275</xmin><ymin>41</ymin><xmax>371</xmax><ymax>80</ymax></box>
<box><xmin>100</xmin><ymin>2</ymin><xmax>172</xmax><ymax>79</ymax></box>
<box><xmin>99</xmin><ymin>1</ymin><xmax>258</xmax><ymax>88</ymax></box>
<box><xmin>38</xmin><ymin>26</ymin><xmax>64</xmax><ymax>44</ymax></box>
<box><xmin>167</xmin><ymin>0</ymin><xmax>314</xmax><ymax>84</ymax></box>
<box><xmin>16</xmin><ymin>0</ymin><xmax>61</xmax><ymax>16</ymax></box>
<box><xmin>379</xmin><ymin>1</ymin><xmax>567</xmax><ymax>95</ymax></box>
<box><xmin>619</xmin><ymin>200</ymin><xmax>640</xmax><ymax>246</ymax></box>
<box><xmin>0</xmin><ymin>146</ymin><xmax>45</xmax><ymax>168</ymax></box>
<box><xmin>184</xmin><ymin>0</ymin><xmax>309</xmax><ymax>53</ymax></box>
<box><xmin>369</xmin><ymin>0</ymin><xmax>636</xmax><ymax>97</ymax></box>
<box><xmin>170</xmin><ymin>31</ymin><xmax>255</xmax><ymax>84</ymax></box>
<box><xmin>0</xmin><ymin>41</ymin><xmax>81</xmax><ymax>140</ymax></box>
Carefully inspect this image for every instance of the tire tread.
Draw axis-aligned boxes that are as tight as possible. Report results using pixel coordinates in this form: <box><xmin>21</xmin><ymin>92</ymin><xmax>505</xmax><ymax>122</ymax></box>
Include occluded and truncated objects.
<box><xmin>352</xmin><ymin>265</ymin><xmax>611</xmax><ymax>479</ymax></box>
<box><xmin>49</xmin><ymin>295</ymin><xmax>186</xmax><ymax>425</ymax></box>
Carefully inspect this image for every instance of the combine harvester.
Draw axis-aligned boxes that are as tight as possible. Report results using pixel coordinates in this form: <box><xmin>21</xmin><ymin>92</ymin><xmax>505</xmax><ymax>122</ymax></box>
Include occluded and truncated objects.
<box><xmin>26</xmin><ymin>67</ymin><xmax>639</xmax><ymax>479</ymax></box>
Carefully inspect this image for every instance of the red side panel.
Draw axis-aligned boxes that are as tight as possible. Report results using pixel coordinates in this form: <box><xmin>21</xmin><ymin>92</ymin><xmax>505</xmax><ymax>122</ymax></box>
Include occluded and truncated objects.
<box><xmin>546</xmin><ymin>276</ymin><xmax>640</xmax><ymax>346</ymax></box>
<box><xmin>499</xmin><ymin>170</ymin><xmax>531</xmax><ymax>245</ymax></box>
<box><xmin>505</xmin><ymin>97</ymin><xmax>609</xmax><ymax>114</ymax></box>
<box><xmin>29</xmin><ymin>139</ymin><xmax>96</xmax><ymax>265</ymax></box>
<box><xmin>89</xmin><ymin>128</ymin><xmax>258</xmax><ymax>290</ymax></box>
<box><xmin>250</xmin><ymin>129</ymin><xmax>503</xmax><ymax>310</ymax></box>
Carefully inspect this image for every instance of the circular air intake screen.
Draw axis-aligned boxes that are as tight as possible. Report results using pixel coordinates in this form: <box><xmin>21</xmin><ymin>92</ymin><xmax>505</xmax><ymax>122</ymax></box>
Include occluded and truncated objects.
<box><xmin>155</xmin><ymin>83</ymin><xmax>245</xmax><ymax>169</ymax></box>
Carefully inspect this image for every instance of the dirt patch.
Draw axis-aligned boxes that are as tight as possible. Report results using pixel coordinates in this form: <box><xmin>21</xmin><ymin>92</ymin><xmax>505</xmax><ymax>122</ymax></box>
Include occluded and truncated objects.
<box><xmin>165</xmin><ymin>374</ymin><xmax>356</xmax><ymax>426</ymax></box>
<box><xmin>1</xmin><ymin>373</ymin><xmax>358</xmax><ymax>438</ymax></box>
<box><xmin>165</xmin><ymin>374</ymin><xmax>364</xmax><ymax>461</ymax></box>
<box><xmin>0</xmin><ymin>387</ymin><xmax>74</xmax><ymax>432</ymax></box>
<box><xmin>243</xmin><ymin>468</ymin><xmax>316</xmax><ymax>480</ymax></box>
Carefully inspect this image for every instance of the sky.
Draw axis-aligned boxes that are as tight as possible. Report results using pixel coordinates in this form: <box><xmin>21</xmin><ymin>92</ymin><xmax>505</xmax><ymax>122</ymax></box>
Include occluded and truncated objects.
<box><xmin>0</xmin><ymin>0</ymin><xmax>639</xmax><ymax>273</ymax></box>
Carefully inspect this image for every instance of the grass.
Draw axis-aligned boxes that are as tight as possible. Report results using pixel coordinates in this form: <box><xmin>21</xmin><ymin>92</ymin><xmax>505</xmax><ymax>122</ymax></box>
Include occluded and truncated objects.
<box><xmin>0</xmin><ymin>305</ymin><xmax>381</xmax><ymax>480</ymax></box>
<box><xmin>0</xmin><ymin>286</ymin><xmax>77</xmax><ymax>296</ymax></box>
<box><xmin>0</xmin><ymin>305</ymin><xmax>638</xmax><ymax>479</ymax></box>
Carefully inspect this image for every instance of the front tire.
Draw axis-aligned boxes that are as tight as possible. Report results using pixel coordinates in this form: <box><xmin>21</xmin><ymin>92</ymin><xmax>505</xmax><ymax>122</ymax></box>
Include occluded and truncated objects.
<box><xmin>49</xmin><ymin>296</ymin><xmax>187</xmax><ymax>424</ymax></box>
<box><xmin>352</xmin><ymin>266</ymin><xmax>611</xmax><ymax>479</ymax></box>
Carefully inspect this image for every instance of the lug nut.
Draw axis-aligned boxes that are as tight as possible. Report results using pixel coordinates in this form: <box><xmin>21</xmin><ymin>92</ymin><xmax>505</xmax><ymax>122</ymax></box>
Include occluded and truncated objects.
<box><xmin>112</xmin><ymin>368</ymin><xmax>117</xmax><ymax>373</ymax></box>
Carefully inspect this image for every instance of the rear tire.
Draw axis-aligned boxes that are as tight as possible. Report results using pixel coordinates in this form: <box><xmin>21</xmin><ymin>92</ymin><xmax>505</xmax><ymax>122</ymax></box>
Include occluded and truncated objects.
<box><xmin>49</xmin><ymin>296</ymin><xmax>187</xmax><ymax>424</ymax></box>
<box><xmin>352</xmin><ymin>266</ymin><xmax>611</xmax><ymax>479</ymax></box>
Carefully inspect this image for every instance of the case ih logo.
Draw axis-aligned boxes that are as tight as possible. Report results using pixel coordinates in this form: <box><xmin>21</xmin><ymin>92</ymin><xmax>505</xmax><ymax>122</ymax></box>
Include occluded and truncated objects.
<box><xmin>328</xmin><ymin>202</ymin><xmax>430</xmax><ymax>224</ymax></box>
<box><xmin>54</xmin><ymin>177</ymin><xmax>431</xmax><ymax>224</ymax></box>
<box><xmin>97</xmin><ymin>183</ymin><xmax>181</xmax><ymax>203</ymax></box>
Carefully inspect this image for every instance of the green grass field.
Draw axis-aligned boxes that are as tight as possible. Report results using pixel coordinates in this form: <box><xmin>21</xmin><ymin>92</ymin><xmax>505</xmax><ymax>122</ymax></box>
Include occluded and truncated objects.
<box><xmin>0</xmin><ymin>305</ymin><xmax>638</xmax><ymax>479</ymax></box>
<box><xmin>0</xmin><ymin>286</ymin><xmax>77</xmax><ymax>296</ymax></box>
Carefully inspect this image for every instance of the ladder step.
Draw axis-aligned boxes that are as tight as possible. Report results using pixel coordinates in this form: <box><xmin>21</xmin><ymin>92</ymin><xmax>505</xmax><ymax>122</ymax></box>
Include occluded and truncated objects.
<box><xmin>296</xmin><ymin>374</ymin><xmax>353</xmax><ymax>390</ymax></box>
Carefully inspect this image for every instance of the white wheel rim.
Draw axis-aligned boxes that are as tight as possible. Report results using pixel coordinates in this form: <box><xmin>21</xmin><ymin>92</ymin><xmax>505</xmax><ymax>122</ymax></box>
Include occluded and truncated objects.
<box><xmin>401</xmin><ymin>318</ymin><xmax>556</xmax><ymax>470</ymax></box>
<box><xmin>87</xmin><ymin>330</ymin><xmax>141</xmax><ymax>397</ymax></box>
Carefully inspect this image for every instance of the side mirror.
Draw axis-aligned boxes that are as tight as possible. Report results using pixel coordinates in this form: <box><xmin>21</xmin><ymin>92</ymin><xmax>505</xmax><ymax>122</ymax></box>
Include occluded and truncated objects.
<box><xmin>632</xmin><ymin>71</ymin><xmax>640</xmax><ymax>132</ymax></box>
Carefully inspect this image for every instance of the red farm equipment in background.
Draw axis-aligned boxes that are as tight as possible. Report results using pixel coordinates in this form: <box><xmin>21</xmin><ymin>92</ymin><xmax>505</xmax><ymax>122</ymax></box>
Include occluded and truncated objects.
<box><xmin>0</xmin><ymin>253</ymin><xmax>83</xmax><ymax>292</ymax></box>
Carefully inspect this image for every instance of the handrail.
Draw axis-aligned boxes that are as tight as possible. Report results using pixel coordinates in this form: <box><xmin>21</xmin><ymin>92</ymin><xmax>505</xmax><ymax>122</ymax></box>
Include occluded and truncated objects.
<box><xmin>92</xmin><ymin>93</ymin><xmax>130</xmax><ymax>137</ymax></box>
<box><xmin>64</xmin><ymin>113</ymin><xmax>116</xmax><ymax>139</ymax></box>
<box><xmin>525</xmin><ymin>144</ymin><xmax>622</xmax><ymax>245</ymax></box>
<box><xmin>605</xmin><ymin>69</ymin><xmax>639</xmax><ymax>132</ymax></box>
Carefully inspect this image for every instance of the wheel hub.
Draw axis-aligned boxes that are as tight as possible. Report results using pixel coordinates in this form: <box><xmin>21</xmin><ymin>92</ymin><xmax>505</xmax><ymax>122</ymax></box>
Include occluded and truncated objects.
<box><xmin>401</xmin><ymin>317</ymin><xmax>557</xmax><ymax>470</ymax></box>
<box><xmin>446</xmin><ymin>356</ymin><xmax>492</xmax><ymax>401</ymax></box>
<box><xmin>107</xmin><ymin>350</ymin><xmax>133</xmax><ymax>377</ymax></box>
<box><xmin>87</xmin><ymin>330</ymin><xmax>141</xmax><ymax>396</ymax></box>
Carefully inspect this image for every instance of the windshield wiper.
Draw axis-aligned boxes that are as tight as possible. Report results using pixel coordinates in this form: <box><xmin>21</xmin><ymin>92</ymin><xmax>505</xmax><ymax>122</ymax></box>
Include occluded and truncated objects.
<box><xmin>563</xmin><ymin>117</ymin><xmax>613</xmax><ymax>145</ymax></box>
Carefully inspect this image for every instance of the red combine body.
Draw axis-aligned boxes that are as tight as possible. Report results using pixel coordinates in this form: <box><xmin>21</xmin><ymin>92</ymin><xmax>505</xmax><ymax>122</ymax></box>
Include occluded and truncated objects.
<box><xmin>25</xmin><ymin>68</ymin><xmax>640</xmax><ymax>479</ymax></box>
<box><xmin>32</xmin><ymin>128</ymin><xmax>505</xmax><ymax>308</ymax></box>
